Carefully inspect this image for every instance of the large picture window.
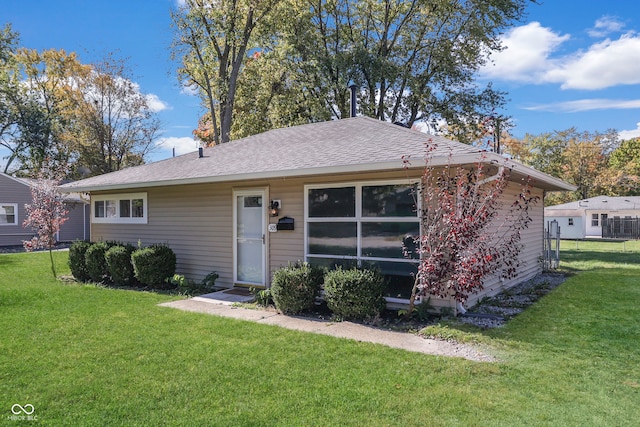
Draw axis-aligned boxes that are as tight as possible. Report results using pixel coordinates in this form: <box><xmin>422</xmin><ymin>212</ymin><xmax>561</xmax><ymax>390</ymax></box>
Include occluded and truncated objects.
<box><xmin>0</xmin><ymin>203</ymin><xmax>18</xmax><ymax>225</ymax></box>
<box><xmin>305</xmin><ymin>181</ymin><xmax>419</xmax><ymax>301</ymax></box>
<box><xmin>92</xmin><ymin>193</ymin><xmax>147</xmax><ymax>224</ymax></box>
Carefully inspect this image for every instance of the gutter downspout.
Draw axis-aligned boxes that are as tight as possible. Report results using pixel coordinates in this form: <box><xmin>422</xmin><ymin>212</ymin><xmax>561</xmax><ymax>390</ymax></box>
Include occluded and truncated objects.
<box><xmin>477</xmin><ymin>166</ymin><xmax>506</xmax><ymax>185</ymax></box>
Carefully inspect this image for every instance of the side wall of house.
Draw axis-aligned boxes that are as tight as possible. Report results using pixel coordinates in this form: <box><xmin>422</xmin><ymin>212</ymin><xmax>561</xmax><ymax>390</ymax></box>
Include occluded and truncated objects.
<box><xmin>0</xmin><ymin>175</ymin><xmax>33</xmax><ymax>246</ymax></box>
<box><xmin>465</xmin><ymin>184</ymin><xmax>545</xmax><ymax>308</ymax></box>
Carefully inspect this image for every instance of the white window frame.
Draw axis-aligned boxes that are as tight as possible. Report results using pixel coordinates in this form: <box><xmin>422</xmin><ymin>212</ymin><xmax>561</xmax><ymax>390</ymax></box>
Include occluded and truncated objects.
<box><xmin>0</xmin><ymin>203</ymin><xmax>18</xmax><ymax>226</ymax></box>
<box><xmin>304</xmin><ymin>179</ymin><xmax>420</xmax><ymax>303</ymax></box>
<box><xmin>91</xmin><ymin>193</ymin><xmax>148</xmax><ymax>224</ymax></box>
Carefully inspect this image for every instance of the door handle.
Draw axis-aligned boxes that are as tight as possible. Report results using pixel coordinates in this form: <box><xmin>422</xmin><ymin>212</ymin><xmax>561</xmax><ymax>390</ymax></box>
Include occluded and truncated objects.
<box><xmin>262</xmin><ymin>234</ymin><xmax>265</xmax><ymax>244</ymax></box>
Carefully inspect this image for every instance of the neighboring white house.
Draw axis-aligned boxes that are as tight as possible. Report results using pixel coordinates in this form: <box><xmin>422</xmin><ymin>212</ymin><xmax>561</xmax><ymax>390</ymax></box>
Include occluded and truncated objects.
<box><xmin>545</xmin><ymin>196</ymin><xmax>640</xmax><ymax>239</ymax></box>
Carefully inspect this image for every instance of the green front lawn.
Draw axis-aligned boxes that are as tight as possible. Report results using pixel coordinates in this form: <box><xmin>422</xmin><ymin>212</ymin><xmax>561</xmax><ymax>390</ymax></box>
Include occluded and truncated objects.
<box><xmin>1</xmin><ymin>248</ymin><xmax>639</xmax><ymax>426</ymax></box>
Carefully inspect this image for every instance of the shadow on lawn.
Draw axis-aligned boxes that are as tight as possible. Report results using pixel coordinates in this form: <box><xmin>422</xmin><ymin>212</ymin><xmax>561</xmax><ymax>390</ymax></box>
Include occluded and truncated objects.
<box><xmin>0</xmin><ymin>254</ymin><xmax>19</xmax><ymax>268</ymax></box>
<box><xmin>560</xmin><ymin>250</ymin><xmax>640</xmax><ymax>272</ymax></box>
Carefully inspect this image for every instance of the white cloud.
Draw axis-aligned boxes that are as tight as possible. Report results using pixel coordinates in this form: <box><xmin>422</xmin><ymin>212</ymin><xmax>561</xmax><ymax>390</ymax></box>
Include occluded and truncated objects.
<box><xmin>180</xmin><ymin>83</ymin><xmax>200</xmax><ymax>97</ymax></box>
<box><xmin>480</xmin><ymin>22</ymin><xmax>570</xmax><ymax>82</ymax></box>
<box><xmin>482</xmin><ymin>21</ymin><xmax>640</xmax><ymax>91</ymax></box>
<box><xmin>545</xmin><ymin>34</ymin><xmax>640</xmax><ymax>89</ymax></box>
<box><xmin>619</xmin><ymin>122</ymin><xmax>640</xmax><ymax>140</ymax></box>
<box><xmin>524</xmin><ymin>98</ymin><xmax>640</xmax><ymax>113</ymax></box>
<box><xmin>145</xmin><ymin>93</ymin><xmax>170</xmax><ymax>112</ymax></box>
<box><xmin>155</xmin><ymin>136</ymin><xmax>199</xmax><ymax>155</ymax></box>
<box><xmin>588</xmin><ymin>16</ymin><xmax>625</xmax><ymax>38</ymax></box>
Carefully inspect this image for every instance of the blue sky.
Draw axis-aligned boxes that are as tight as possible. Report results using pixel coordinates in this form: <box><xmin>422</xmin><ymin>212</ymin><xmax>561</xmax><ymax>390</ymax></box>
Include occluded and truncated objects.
<box><xmin>4</xmin><ymin>0</ymin><xmax>640</xmax><ymax>165</ymax></box>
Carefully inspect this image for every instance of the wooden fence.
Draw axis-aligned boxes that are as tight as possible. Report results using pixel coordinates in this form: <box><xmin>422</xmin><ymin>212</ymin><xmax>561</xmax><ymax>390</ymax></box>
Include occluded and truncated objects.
<box><xmin>602</xmin><ymin>217</ymin><xmax>640</xmax><ymax>239</ymax></box>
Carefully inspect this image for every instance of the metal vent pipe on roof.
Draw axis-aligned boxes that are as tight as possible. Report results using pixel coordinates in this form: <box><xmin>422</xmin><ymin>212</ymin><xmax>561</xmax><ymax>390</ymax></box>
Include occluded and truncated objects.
<box><xmin>349</xmin><ymin>83</ymin><xmax>357</xmax><ymax>118</ymax></box>
<box><xmin>198</xmin><ymin>147</ymin><xmax>204</xmax><ymax>158</ymax></box>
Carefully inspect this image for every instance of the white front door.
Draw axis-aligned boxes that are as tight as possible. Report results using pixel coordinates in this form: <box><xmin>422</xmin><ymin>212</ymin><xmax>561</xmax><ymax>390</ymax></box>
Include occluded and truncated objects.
<box><xmin>233</xmin><ymin>189</ymin><xmax>267</xmax><ymax>287</ymax></box>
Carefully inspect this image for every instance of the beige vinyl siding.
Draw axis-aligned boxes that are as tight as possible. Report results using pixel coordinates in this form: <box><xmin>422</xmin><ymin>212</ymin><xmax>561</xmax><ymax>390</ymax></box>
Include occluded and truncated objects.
<box><xmin>267</xmin><ymin>179</ymin><xmax>305</xmax><ymax>278</ymax></box>
<box><xmin>465</xmin><ymin>184</ymin><xmax>545</xmax><ymax>307</ymax></box>
<box><xmin>90</xmin><ymin>169</ymin><xmax>547</xmax><ymax>312</ymax></box>
<box><xmin>92</xmin><ymin>183</ymin><xmax>235</xmax><ymax>287</ymax></box>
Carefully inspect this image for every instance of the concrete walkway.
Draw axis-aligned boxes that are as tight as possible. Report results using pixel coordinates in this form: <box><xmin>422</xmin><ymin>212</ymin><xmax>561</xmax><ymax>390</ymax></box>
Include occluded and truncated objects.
<box><xmin>159</xmin><ymin>292</ymin><xmax>495</xmax><ymax>362</ymax></box>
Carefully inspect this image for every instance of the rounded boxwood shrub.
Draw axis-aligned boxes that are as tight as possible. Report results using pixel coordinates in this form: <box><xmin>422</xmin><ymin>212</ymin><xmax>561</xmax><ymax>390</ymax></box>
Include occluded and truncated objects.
<box><xmin>85</xmin><ymin>242</ymin><xmax>110</xmax><ymax>283</ymax></box>
<box><xmin>68</xmin><ymin>241</ymin><xmax>92</xmax><ymax>282</ymax></box>
<box><xmin>131</xmin><ymin>244</ymin><xmax>177</xmax><ymax>287</ymax></box>
<box><xmin>271</xmin><ymin>262</ymin><xmax>324</xmax><ymax>314</ymax></box>
<box><xmin>324</xmin><ymin>267</ymin><xmax>386</xmax><ymax>320</ymax></box>
<box><xmin>105</xmin><ymin>244</ymin><xmax>136</xmax><ymax>285</ymax></box>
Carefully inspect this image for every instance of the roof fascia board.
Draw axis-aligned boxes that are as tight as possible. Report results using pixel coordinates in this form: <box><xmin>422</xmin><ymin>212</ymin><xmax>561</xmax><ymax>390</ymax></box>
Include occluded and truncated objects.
<box><xmin>60</xmin><ymin>152</ymin><xmax>576</xmax><ymax>193</ymax></box>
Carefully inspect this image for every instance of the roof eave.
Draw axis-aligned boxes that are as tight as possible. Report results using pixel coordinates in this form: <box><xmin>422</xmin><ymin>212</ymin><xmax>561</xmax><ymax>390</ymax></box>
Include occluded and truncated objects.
<box><xmin>59</xmin><ymin>152</ymin><xmax>576</xmax><ymax>193</ymax></box>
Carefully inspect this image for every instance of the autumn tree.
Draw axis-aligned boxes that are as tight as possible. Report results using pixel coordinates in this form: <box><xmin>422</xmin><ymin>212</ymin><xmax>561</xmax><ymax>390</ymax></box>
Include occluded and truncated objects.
<box><xmin>404</xmin><ymin>145</ymin><xmax>539</xmax><ymax>313</ymax></box>
<box><xmin>0</xmin><ymin>23</ymin><xmax>20</xmax><ymax>169</ymax></box>
<box><xmin>562</xmin><ymin>137</ymin><xmax>608</xmax><ymax>200</ymax></box>
<box><xmin>174</xmin><ymin>0</ymin><xmax>529</xmax><ymax>143</ymax></box>
<box><xmin>504</xmin><ymin>128</ymin><xmax>617</xmax><ymax>204</ymax></box>
<box><xmin>250</xmin><ymin>0</ymin><xmax>525</xmax><ymax>136</ymax></box>
<box><xmin>72</xmin><ymin>54</ymin><xmax>160</xmax><ymax>177</ymax></box>
<box><xmin>597</xmin><ymin>137</ymin><xmax>640</xmax><ymax>196</ymax></box>
<box><xmin>1</xmin><ymin>36</ymin><xmax>160</xmax><ymax>178</ymax></box>
<box><xmin>171</xmin><ymin>0</ymin><xmax>281</xmax><ymax>145</ymax></box>
<box><xmin>8</xmin><ymin>48</ymin><xmax>90</xmax><ymax>176</ymax></box>
<box><xmin>230</xmin><ymin>48</ymin><xmax>331</xmax><ymax>139</ymax></box>
<box><xmin>22</xmin><ymin>165</ymin><xmax>69</xmax><ymax>278</ymax></box>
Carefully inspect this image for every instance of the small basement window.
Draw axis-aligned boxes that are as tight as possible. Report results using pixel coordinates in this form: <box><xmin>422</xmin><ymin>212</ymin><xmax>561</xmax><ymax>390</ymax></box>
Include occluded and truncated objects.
<box><xmin>92</xmin><ymin>193</ymin><xmax>147</xmax><ymax>224</ymax></box>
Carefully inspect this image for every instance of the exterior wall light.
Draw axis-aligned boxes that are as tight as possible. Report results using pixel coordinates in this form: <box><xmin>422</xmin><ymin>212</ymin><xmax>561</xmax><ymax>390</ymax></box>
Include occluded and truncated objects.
<box><xmin>270</xmin><ymin>200</ymin><xmax>280</xmax><ymax>217</ymax></box>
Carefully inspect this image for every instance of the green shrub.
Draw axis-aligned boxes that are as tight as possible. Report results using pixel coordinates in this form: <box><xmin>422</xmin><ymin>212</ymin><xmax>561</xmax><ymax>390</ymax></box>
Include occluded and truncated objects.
<box><xmin>324</xmin><ymin>267</ymin><xmax>386</xmax><ymax>320</ymax></box>
<box><xmin>167</xmin><ymin>274</ymin><xmax>191</xmax><ymax>290</ymax></box>
<box><xmin>68</xmin><ymin>241</ymin><xmax>92</xmax><ymax>282</ymax></box>
<box><xmin>105</xmin><ymin>244</ymin><xmax>136</xmax><ymax>285</ymax></box>
<box><xmin>271</xmin><ymin>262</ymin><xmax>324</xmax><ymax>314</ymax></box>
<box><xmin>85</xmin><ymin>242</ymin><xmax>110</xmax><ymax>283</ymax></box>
<box><xmin>201</xmin><ymin>271</ymin><xmax>219</xmax><ymax>291</ymax></box>
<box><xmin>251</xmin><ymin>287</ymin><xmax>273</xmax><ymax>307</ymax></box>
<box><xmin>131</xmin><ymin>244</ymin><xmax>177</xmax><ymax>287</ymax></box>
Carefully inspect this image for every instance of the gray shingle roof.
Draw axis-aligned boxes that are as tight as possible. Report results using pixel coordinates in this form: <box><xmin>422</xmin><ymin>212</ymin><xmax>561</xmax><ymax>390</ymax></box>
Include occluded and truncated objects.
<box><xmin>545</xmin><ymin>195</ymin><xmax>640</xmax><ymax>211</ymax></box>
<box><xmin>60</xmin><ymin>117</ymin><xmax>572</xmax><ymax>192</ymax></box>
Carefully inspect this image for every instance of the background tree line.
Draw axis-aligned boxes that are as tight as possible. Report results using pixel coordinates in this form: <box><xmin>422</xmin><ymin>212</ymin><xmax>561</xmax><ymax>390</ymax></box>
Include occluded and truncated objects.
<box><xmin>498</xmin><ymin>129</ymin><xmax>640</xmax><ymax>205</ymax></box>
<box><xmin>3</xmin><ymin>0</ymin><xmax>639</xmax><ymax>204</ymax></box>
<box><xmin>0</xmin><ymin>23</ymin><xmax>160</xmax><ymax>179</ymax></box>
<box><xmin>172</xmin><ymin>0</ymin><xmax>528</xmax><ymax>144</ymax></box>
<box><xmin>171</xmin><ymin>0</ymin><xmax>639</xmax><ymax>206</ymax></box>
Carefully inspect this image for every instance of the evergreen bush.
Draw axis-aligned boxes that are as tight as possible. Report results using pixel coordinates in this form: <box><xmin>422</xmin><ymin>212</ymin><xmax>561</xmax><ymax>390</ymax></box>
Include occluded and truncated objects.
<box><xmin>85</xmin><ymin>242</ymin><xmax>110</xmax><ymax>283</ymax></box>
<box><xmin>68</xmin><ymin>241</ymin><xmax>92</xmax><ymax>282</ymax></box>
<box><xmin>131</xmin><ymin>244</ymin><xmax>177</xmax><ymax>287</ymax></box>
<box><xmin>105</xmin><ymin>244</ymin><xmax>136</xmax><ymax>285</ymax></box>
<box><xmin>324</xmin><ymin>267</ymin><xmax>386</xmax><ymax>320</ymax></box>
<box><xmin>271</xmin><ymin>262</ymin><xmax>324</xmax><ymax>314</ymax></box>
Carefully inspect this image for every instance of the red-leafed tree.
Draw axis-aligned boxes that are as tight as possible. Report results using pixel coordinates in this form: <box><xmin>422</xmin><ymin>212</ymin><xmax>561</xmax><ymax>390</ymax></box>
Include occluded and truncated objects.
<box><xmin>404</xmin><ymin>143</ymin><xmax>539</xmax><ymax>314</ymax></box>
<box><xmin>23</xmin><ymin>166</ymin><xmax>69</xmax><ymax>278</ymax></box>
